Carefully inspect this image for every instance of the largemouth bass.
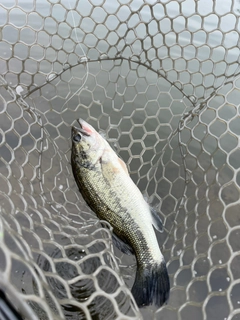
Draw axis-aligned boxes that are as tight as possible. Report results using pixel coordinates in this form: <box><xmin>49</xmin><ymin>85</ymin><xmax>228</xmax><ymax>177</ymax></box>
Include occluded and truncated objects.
<box><xmin>71</xmin><ymin>118</ymin><xmax>170</xmax><ymax>307</ymax></box>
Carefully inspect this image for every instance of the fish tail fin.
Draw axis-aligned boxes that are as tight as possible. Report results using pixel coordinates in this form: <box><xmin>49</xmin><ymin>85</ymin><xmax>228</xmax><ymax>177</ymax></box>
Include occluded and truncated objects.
<box><xmin>131</xmin><ymin>260</ymin><xmax>170</xmax><ymax>308</ymax></box>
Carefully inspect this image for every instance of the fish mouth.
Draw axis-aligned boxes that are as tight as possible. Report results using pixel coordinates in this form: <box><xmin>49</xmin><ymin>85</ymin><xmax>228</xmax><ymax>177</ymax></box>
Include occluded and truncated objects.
<box><xmin>72</xmin><ymin>118</ymin><xmax>90</xmax><ymax>136</ymax></box>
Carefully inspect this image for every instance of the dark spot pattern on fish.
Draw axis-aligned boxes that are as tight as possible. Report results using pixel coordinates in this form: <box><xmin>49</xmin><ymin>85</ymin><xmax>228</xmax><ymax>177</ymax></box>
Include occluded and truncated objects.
<box><xmin>71</xmin><ymin>153</ymin><xmax>96</xmax><ymax>171</ymax></box>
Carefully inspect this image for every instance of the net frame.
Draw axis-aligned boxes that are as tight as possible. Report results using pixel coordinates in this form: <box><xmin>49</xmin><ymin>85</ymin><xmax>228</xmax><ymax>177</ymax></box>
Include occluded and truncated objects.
<box><xmin>0</xmin><ymin>0</ymin><xmax>240</xmax><ymax>319</ymax></box>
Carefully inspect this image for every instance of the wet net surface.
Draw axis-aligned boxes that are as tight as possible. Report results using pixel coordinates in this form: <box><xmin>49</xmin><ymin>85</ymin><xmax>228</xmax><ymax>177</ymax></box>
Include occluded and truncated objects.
<box><xmin>0</xmin><ymin>0</ymin><xmax>240</xmax><ymax>319</ymax></box>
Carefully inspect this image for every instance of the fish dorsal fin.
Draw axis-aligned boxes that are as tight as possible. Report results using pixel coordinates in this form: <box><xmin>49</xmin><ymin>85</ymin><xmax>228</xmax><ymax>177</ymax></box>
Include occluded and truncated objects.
<box><xmin>118</xmin><ymin>157</ymin><xmax>129</xmax><ymax>175</ymax></box>
<box><xmin>150</xmin><ymin>207</ymin><xmax>163</xmax><ymax>233</ymax></box>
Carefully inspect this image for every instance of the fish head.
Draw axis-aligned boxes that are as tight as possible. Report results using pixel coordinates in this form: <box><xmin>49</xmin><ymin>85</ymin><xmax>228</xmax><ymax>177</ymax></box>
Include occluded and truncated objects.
<box><xmin>71</xmin><ymin>118</ymin><xmax>105</xmax><ymax>168</ymax></box>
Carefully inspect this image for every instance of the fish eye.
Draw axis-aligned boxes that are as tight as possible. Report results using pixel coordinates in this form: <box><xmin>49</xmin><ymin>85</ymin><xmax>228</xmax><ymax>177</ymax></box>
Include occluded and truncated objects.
<box><xmin>73</xmin><ymin>133</ymin><xmax>81</xmax><ymax>142</ymax></box>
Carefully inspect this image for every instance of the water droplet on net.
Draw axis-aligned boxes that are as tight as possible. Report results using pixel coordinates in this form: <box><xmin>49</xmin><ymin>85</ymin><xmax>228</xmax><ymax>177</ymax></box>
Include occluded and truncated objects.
<box><xmin>189</xmin><ymin>95</ymin><xmax>197</xmax><ymax>104</ymax></box>
<box><xmin>46</xmin><ymin>73</ymin><xmax>57</xmax><ymax>82</ymax></box>
<box><xmin>100</xmin><ymin>53</ymin><xmax>107</xmax><ymax>59</ymax></box>
<box><xmin>78</xmin><ymin>56</ymin><xmax>88</xmax><ymax>64</ymax></box>
<box><xmin>16</xmin><ymin>85</ymin><xmax>24</xmax><ymax>95</ymax></box>
<box><xmin>177</xmin><ymin>250</ymin><xmax>182</xmax><ymax>256</ymax></box>
<box><xmin>63</xmin><ymin>63</ymin><xmax>70</xmax><ymax>70</ymax></box>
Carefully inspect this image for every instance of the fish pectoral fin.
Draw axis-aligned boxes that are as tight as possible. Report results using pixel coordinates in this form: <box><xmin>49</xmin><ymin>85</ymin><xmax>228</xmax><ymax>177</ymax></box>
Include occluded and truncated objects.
<box><xmin>118</xmin><ymin>157</ymin><xmax>129</xmax><ymax>175</ymax></box>
<box><xmin>100</xmin><ymin>154</ymin><xmax>129</xmax><ymax>176</ymax></box>
<box><xmin>150</xmin><ymin>207</ymin><xmax>164</xmax><ymax>233</ymax></box>
<box><xmin>112</xmin><ymin>232</ymin><xmax>134</xmax><ymax>255</ymax></box>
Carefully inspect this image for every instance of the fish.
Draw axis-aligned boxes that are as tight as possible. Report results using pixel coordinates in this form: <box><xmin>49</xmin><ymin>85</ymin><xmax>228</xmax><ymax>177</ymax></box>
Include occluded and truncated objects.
<box><xmin>71</xmin><ymin>118</ymin><xmax>170</xmax><ymax>308</ymax></box>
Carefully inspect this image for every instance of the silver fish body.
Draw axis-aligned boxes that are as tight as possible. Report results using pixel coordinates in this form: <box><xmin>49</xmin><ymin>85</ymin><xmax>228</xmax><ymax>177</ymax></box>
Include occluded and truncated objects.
<box><xmin>71</xmin><ymin>118</ymin><xmax>170</xmax><ymax>307</ymax></box>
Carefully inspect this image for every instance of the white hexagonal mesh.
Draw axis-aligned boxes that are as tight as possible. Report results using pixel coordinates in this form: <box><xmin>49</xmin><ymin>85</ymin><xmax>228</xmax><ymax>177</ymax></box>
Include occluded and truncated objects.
<box><xmin>0</xmin><ymin>0</ymin><xmax>240</xmax><ymax>319</ymax></box>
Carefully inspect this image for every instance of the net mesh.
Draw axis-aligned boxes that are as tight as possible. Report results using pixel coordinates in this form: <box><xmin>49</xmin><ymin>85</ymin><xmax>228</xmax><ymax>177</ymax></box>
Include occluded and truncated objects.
<box><xmin>0</xmin><ymin>0</ymin><xmax>240</xmax><ymax>319</ymax></box>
